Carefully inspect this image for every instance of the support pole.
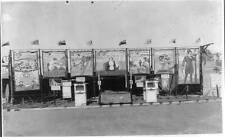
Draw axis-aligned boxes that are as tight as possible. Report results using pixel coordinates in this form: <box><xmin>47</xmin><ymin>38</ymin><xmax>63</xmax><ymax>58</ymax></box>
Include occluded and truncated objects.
<box><xmin>216</xmin><ymin>85</ymin><xmax>220</xmax><ymax>98</ymax></box>
<box><xmin>38</xmin><ymin>49</ymin><xmax>44</xmax><ymax>103</ymax></box>
<box><xmin>92</xmin><ymin>49</ymin><xmax>96</xmax><ymax>99</ymax></box>
<box><xmin>9</xmin><ymin>50</ymin><xmax>14</xmax><ymax>104</ymax></box>
<box><xmin>186</xmin><ymin>85</ymin><xmax>189</xmax><ymax>99</ymax></box>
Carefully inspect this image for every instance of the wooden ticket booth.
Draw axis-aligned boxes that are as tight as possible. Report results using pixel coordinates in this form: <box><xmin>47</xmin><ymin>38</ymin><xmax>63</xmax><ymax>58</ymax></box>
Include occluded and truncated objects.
<box><xmin>95</xmin><ymin>49</ymin><xmax>131</xmax><ymax>104</ymax></box>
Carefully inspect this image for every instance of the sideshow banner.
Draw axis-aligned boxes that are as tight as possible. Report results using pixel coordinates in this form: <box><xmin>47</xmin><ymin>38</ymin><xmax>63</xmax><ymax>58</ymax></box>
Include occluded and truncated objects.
<box><xmin>96</xmin><ymin>50</ymin><xmax>126</xmax><ymax>75</ymax></box>
<box><xmin>13</xmin><ymin>51</ymin><xmax>40</xmax><ymax>91</ymax></box>
<box><xmin>2</xmin><ymin>56</ymin><xmax>9</xmax><ymax>78</ymax></box>
<box><xmin>70</xmin><ymin>51</ymin><xmax>93</xmax><ymax>76</ymax></box>
<box><xmin>154</xmin><ymin>49</ymin><xmax>175</xmax><ymax>74</ymax></box>
<box><xmin>129</xmin><ymin>50</ymin><xmax>150</xmax><ymax>74</ymax></box>
<box><xmin>178</xmin><ymin>48</ymin><xmax>200</xmax><ymax>84</ymax></box>
<box><xmin>42</xmin><ymin>51</ymin><xmax>67</xmax><ymax>77</ymax></box>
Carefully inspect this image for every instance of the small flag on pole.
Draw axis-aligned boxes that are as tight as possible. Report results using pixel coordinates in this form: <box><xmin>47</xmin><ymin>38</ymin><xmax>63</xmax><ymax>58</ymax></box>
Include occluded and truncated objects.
<box><xmin>86</xmin><ymin>40</ymin><xmax>93</xmax><ymax>46</ymax></box>
<box><xmin>31</xmin><ymin>40</ymin><xmax>39</xmax><ymax>45</ymax></box>
<box><xmin>1</xmin><ymin>42</ymin><xmax>10</xmax><ymax>47</ymax></box>
<box><xmin>170</xmin><ymin>39</ymin><xmax>176</xmax><ymax>44</ymax></box>
<box><xmin>119</xmin><ymin>40</ymin><xmax>126</xmax><ymax>46</ymax></box>
<box><xmin>145</xmin><ymin>39</ymin><xmax>152</xmax><ymax>44</ymax></box>
<box><xmin>195</xmin><ymin>38</ymin><xmax>201</xmax><ymax>44</ymax></box>
<box><xmin>58</xmin><ymin>40</ymin><xmax>66</xmax><ymax>46</ymax></box>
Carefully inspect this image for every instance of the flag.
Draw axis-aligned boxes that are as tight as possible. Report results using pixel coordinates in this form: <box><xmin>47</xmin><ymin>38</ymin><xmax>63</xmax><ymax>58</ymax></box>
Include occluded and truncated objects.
<box><xmin>119</xmin><ymin>40</ymin><xmax>126</xmax><ymax>46</ymax></box>
<box><xmin>145</xmin><ymin>39</ymin><xmax>152</xmax><ymax>44</ymax></box>
<box><xmin>31</xmin><ymin>40</ymin><xmax>39</xmax><ymax>45</ymax></box>
<box><xmin>86</xmin><ymin>40</ymin><xmax>93</xmax><ymax>46</ymax></box>
<box><xmin>170</xmin><ymin>39</ymin><xmax>176</xmax><ymax>44</ymax></box>
<box><xmin>1</xmin><ymin>42</ymin><xmax>10</xmax><ymax>47</ymax></box>
<box><xmin>195</xmin><ymin>38</ymin><xmax>201</xmax><ymax>43</ymax></box>
<box><xmin>58</xmin><ymin>40</ymin><xmax>66</xmax><ymax>46</ymax></box>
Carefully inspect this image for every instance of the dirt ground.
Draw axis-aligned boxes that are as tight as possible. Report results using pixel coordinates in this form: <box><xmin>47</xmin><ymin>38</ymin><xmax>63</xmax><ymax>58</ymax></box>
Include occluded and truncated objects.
<box><xmin>3</xmin><ymin>101</ymin><xmax>222</xmax><ymax>136</ymax></box>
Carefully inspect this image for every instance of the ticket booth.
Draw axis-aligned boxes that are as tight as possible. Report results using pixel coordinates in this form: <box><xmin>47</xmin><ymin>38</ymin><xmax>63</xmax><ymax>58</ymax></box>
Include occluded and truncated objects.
<box><xmin>74</xmin><ymin>83</ymin><xmax>87</xmax><ymax>106</ymax></box>
<box><xmin>73</xmin><ymin>77</ymin><xmax>87</xmax><ymax>106</ymax></box>
<box><xmin>62</xmin><ymin>80</ymin><xmax>72</xmax><ymax>99</ymax></box>
<box><xmin>143</xmin><ymin>80</ymin><xmax>159</xmax><ymax>102</ymax></box>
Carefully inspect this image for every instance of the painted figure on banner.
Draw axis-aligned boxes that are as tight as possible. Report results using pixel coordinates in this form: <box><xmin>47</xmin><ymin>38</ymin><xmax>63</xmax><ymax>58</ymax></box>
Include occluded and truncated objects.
<box><xmin>104</xmin><ymin>57</ymin><xmax>119</xmax><ymax>71</ymax></box>
<box><xmin>178</xmin><ymin>48</ymin><xmax>199</xmax><ymax>84</ymax></box>
<box><xmin>70</xmin><ymin>51</ymin><xmax>93</xmax><ymax>76</ymax></box>
<box><xmin>154</xmin><ymin>50</ymin><xmax>175</xmax><ymax>74</ymax></box>
<box><xmin>182</xmin><ymin>49</ymin><xmax>197</xmax><ymax>84</ymax></box>
<box><xmin>43</xmin><ymin>52</ymin><xmax>67</xmax><ymax>77</ymax></box>
<box><xmin>13</xmin><ymin>51</ymin><xmax>40</xmax><ymax>91</ymax></box>
<box><xmin>129</xmin><ymin>50</ymin><xmax>150</xmax><ymax>74</ymax></box>
<box><xmin>96</xmin><ymin>50</ymin><xmax>126</xmax><ymax>75</ymax></box>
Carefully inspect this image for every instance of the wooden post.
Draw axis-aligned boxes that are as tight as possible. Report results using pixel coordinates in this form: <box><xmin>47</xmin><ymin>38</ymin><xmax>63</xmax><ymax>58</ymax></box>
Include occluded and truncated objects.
<box><xmin>92</xmin><ymin>49</ymin><xmax>96</xmax><ymax>99</ymax></box>
<box><xmin>174</xmin><ymin>47</ymin><xmax>178</xmax><ymax>96</ymax></box>
<box><xmin>38</xmin><ymin>49</ymin><xmax>44</xmax><ymax>103</ymax></box>
<box><xmin>97</xmin><ymin>74</ymin><xmax>101</xmax><ymax>104</ymax></box>
<box><xmin>9</xmin><ymin>50</ymin><xmax>14</xmax><ymax>104</ymax></box>
<box><xmin>186</xmin><ymin>85</ymin><xmax>189</xmax><ymax>99</ymax></box>
<box><xmin>216</xmin><ymin>85</ymin><xmax>219</xmax><ymax>98</ymax></box>
<box><xmin>151</xmin><ymin>48</ymin><xmax>153</xmax><ymax>73</ymax></box>
<box><xmin>148</xmin><ymin>49</ymin><xmax>151</xmax><ymax>74</ymax></box>
<box><xmin>125</xmin><ymin>48</ymin><xmax>128</xmax><ymax>90</ymax></box>
<box><xmin>200</xmin><ymin>46</ymin><xmax>203</xmax><ymax>95</ymax></box>
<box><xmin>66</xmin><ymin>49</ymin><xmax>70</xmax><ymax>79</ymax></box>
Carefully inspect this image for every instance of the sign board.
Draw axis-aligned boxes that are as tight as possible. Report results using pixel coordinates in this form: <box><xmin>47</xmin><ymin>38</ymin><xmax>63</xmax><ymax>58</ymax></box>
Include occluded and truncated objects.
<box><xmin>13</xmin><ymin>50</ymin><xmax>40</xmax><ymax>91</ymax></box>
<box><xmin>154</xmin><ymin>49</ymin><xmax>175</xmax><ymax>74</ymax></box>
<box><xmin>49</xmin><ymin>79</ymin><xmax>61</xmax><ymax>90</ymax></box>
<box><xmin>75</xmin><ymin>77</ymin><xmax>86</xmax><ymax>82</ymax></box>
<box><xmin>129</xmin><ymin>50</ymin><xmax>150</xmax><ymax>74</ymax></box>
<box><xmin>70</xmin><ymin>50</ymin><xmax>93</xmax><ymax>76</ymax></box>
<box><xmin>62</xmin><ymin>81</ymin><xmax>72</xmax><ymax>98</ymax></box>
<box><xmin>95</xmin><ymin>49</ymin><xmax>126</xmax><ymax>75</ymax></box>
<box><xmin>42</xmin><ymin>51</ymin><xmax>67</xmax><ymax>78</ymax></box>
<box><xmin>135</xmin><ymin>75</ymin><xmax>146</xmax><ymax>87</ymax></box>
<box><xmin>178</xmin><ymin>48</ymin><xmax>200</xmax><ymax>84</ymax></box>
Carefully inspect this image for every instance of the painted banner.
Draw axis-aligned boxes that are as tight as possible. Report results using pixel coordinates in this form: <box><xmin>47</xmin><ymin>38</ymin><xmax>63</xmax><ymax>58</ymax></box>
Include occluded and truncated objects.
<box><xmin>178</xmin><ymin>48</ymin><xmax>200</xmax><ymax>84</ymax></box>
<box><xmin>129</xmin><ymin>50</ymin><xmax>150</xmax><ymax>74</ymax></box>
<box><xmin>96</xmin><ymin>50</ymin><xmax>126</xmax><ymax>75</ymax></box>
<box><xmin>13</xmin><ymin>51</ymin><xmax>40</xmax><ymax>91</ymax></box>
<box><xmin>1</xmin><ymin>66</ymin><xmax>9</xmax><ymax>79</ymax></box>
<box><xmin>154</xmin><ymin>49</ymin><xmax>175</xmax><ymax>74</ymax></box>
<box><xmin>1</xmin><ymin>56</ymin><xmax>9</xmax><ymax>78</ymax></box>
<box><xmin>70</xmin><ymin>51</ymin><xmax>93</xmax><ymax>76</ymax></box>
<box><xmin>42</xmin><ymin>51</ymin><xmax>67</xmax><ymax>77</ymax></box>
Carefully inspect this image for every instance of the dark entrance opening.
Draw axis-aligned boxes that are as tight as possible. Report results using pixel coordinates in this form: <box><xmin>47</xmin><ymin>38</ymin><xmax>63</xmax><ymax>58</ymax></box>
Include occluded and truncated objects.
<box><xmin>101</xmin><ymin>76</ymin><xmax>126</xmax><ymax>91</ymax></box>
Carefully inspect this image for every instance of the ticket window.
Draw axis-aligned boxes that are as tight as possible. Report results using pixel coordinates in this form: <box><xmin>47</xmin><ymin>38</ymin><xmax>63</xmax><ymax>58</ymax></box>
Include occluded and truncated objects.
<box><xmin>74</xmin><ymin>83</ymin><xmax>87</xmax><ymax>106</ymax></box>
<box><xmin>62</xmin><ymin>80</ymin><xmax>72</xmax><ymax>99</ymax></box>
<box><xmin>143</xmin><ymin>80</ymin><xmax>159</xmax><ymax>102</ymax></box>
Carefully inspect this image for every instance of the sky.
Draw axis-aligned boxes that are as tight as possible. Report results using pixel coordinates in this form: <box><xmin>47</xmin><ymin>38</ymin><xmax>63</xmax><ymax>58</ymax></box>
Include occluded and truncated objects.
<box><xmin>1</xmin><ymin>0</ymin><xmax>224</xmax><ymax>56</ymax></box>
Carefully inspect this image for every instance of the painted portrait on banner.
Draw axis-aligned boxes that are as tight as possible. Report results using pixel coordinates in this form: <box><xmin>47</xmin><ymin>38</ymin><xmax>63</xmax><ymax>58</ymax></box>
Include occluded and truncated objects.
<box><xmin>96</xmin><ymin>50</ymin><xmax>126</xmax><ymax>75</ymax></box>
<box><xmin>70</xmin><ymin>51</ymin><xmax>93</xmax><ymax>76</ymax></box>
<box><xmin>42</xmin><ymin>51</ymin><xmax>67</xmax><ymax>77</ymax></box>
<box><xmin>178</xmin><ymin>48</ymin><xmax>200</xmax><ymax>84</ymax></box>
<box><xmin>13</xmin><ymin>51</ymin><xmax>40</xmax><ymax>91</ymax></box>
<box><xmin>129</xmin><ymin>50</ymin><xmax>150</xmax><ymax>74</ymax></box>
<box><xmin>154</xmin><ymin>49</ymin><xmax>175</xmax><ymax>74</ymax></box>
